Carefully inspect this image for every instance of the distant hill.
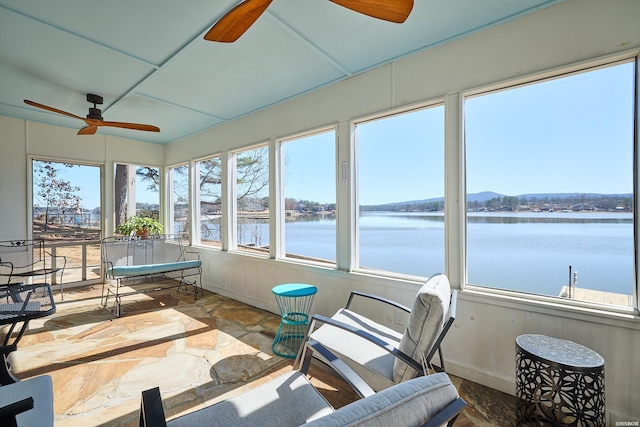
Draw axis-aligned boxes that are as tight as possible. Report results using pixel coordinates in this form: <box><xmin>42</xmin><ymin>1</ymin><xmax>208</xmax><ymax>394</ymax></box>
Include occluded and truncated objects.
<box><xmin>468</xmin><ymin>191</ymin><xmax>504</xmax><ymax>202</ymax></box>
<box><xmin>361</xmin><ymin>192</ymin><xmax>632</xmax><ymax>210</ymax></box>
<box><xmin>362</xmin><ymin>191</ymin><xmax>502</xmax><ymax>209</ymax></box>
<box><xmin>516</xmin><ymin>192</ymin><xmax>632</xmax><ymax>200</ymax></box>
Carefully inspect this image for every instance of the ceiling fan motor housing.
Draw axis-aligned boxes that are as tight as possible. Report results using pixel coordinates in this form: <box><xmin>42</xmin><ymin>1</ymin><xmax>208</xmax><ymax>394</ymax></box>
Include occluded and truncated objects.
<box><xmin>87</xmin><ymin>107</ymin><xmax>103</xmax><ymax>120</ymax></box>
<box><xmin>86</xmin><ymin>94</ymin><xmax>104</xmax><ymax>120</ymax></box>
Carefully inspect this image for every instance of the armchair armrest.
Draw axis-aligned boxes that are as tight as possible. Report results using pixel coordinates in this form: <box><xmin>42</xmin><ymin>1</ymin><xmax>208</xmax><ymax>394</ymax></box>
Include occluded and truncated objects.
<box><xmin>309</xmin><ymin>314</ymin><xmax>424</xmax><ymax>375</ymax></box>
<box><xmin>346</xmin><ymin>291</ymin><xmax>411</xmax><ymax>313</ymax></box>
<box><xmin>45</xmin><ymin>250</ymin><xmax>66</xmax><ymax>267</ymax></box>
<box><xmin>0</xmin><ymin>260</ymin><xmax>15</xmax><ymax>277</ymax></box>
<box><xmin>183</xmin><ymin>248</ymin><xmax>201</xmax><ymax>260</ymax></box>
<box><xmin>0</xmin><ymin>397</ymin><xmax>34</xmax><ymax>427</ymax></box>
<box><xmin>140</xmin><ymin>387</ymin><xmax>167</xmax><ymax>427</ymax></box>
<box><xmin>424</xmin><ymin>396</ymin><xmax>467</xmax><ymax>427</ymax></box>
<box><xmin>300</xmin><ymin>339</ymin><xmax>376</xmax><ymax>398</ymax></box>
<box><xmin>102</xmin><ymin>260</ymin><xmax>116</xmax><ymax>279</ymax></box>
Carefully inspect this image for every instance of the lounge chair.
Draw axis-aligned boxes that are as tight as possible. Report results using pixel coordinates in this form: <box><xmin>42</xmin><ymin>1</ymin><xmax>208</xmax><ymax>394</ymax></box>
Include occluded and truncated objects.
<box><xmin>298</xmin><ymin>273</ymin><xmax>457</xmax><ymax>391</ymax></box>
<box><xmin>139</xmin><ymin>340</ymin><xmax>466</xmax><ymax>427</ymax></box>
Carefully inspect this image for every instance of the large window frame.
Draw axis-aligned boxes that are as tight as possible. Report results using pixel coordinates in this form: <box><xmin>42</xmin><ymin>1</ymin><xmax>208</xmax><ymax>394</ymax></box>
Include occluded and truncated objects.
<box><xmin>154</xmin><ymin>52</ymin><xmax>639</xmax><ymax>316</ymax></box>
<box><xmin>29</xmin><ymin>156</ymin><xmax>104</xmax><ymax>286</ymax></box>
<box><xmin>230</xmin><ymin>143</ymin><xmax>270</xmax><ymax>255</ymax></box>
<box><xmin>353</xmin><ymin>102</ymin><xmax>446</xmax><ymax>280</ymax></box>
<box><xmin>278</xmin><ymin>126</ymin><xmax>337</xmax><ymax>265</ymax></box>
<box><xmin>167</xmin><ymin>163</ymin><xmax>190</xmax><ymax>238</ymax></box>
<box><xmin>462</xmin><ymin>53</ymin><xmax>639</xmax><ymax>312</ymax></box>
<box><xmin>193</xmin><ymin>154</ymin><xmax>223</xmax><ymax>248</ymax></box>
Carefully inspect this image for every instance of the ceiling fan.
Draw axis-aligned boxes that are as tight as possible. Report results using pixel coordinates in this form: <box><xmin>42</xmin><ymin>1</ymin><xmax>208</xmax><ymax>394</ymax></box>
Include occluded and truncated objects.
<box><xmin>204</xmin><ymin>0</ymin><xmax>414</xmax><ymax>43</ymax></box>
<box><xmin>23</xmin><ymin>94</ymin><xmax>160</xmax><ymax>136</ymax></box>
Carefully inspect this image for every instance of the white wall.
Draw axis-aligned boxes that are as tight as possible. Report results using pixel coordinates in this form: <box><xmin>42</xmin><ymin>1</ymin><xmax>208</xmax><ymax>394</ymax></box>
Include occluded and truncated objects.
<box><xmin>167</xmin><ymin>0</ymin><xmax>640</xmax><ymax>423</ymax></box>
<box><xmin>2</xmin><ymin>0</ymin><xmax>639</xmax><ymax>423</ymax></box>
<box><xmin>0</xmin><ymin>117</ymin><xmax>163</xmax><ymax>240</ymax></box>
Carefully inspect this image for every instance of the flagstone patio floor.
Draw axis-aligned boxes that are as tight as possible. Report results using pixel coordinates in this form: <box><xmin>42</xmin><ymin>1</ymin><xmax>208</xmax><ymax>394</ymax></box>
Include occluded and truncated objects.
<box><xmin>5</xmin><ymin>281</ymin><xmax>515</xmax><ymax>426</ymax></box>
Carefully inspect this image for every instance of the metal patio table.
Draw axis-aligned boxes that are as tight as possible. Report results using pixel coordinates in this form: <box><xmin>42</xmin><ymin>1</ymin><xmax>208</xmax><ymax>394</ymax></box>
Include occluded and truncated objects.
<box><xmin>0</xmin><ymin>282</ymin><xmax>56</xmax><ymax>384</ymax></box>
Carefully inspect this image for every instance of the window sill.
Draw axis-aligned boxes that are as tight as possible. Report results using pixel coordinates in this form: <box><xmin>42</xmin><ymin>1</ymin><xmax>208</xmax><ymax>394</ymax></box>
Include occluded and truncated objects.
<box><xmin>461</xmin><ymin>285</ymin><xmax>640</xmax><ymax>330</ymax></box>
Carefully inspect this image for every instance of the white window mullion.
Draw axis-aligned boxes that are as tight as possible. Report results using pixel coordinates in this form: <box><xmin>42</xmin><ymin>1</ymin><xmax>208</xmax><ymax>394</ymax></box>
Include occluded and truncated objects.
<box><xmin>271</xmin><ymin>139</ymin><xmax>284</xmax><ymax>259</ymax></box>
<box><xmin>191</xmin><ymin>160</ymin><xmax>200</xmax><ymax>245</ymax></box>
<box><xmin>337</xmin><ymin>120</ymin><xmax>356</xmax><ymax>271</ymax></box>
<box><xmin>445</xmin><ymin>93</ymin><xmax>465</xmax><ymax>290</ymax></box>
<box><xmin>222</xmin><ymin>152</ymin><xmax>237</xmax><ymax>251</ymax></box>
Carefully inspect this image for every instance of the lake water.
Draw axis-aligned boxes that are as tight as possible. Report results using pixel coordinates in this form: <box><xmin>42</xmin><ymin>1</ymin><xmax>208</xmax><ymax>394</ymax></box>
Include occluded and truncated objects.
<box><xmin>192</xmin><ymin>211</ymin><xmax>634</xmax><ymax>298</ymax></box>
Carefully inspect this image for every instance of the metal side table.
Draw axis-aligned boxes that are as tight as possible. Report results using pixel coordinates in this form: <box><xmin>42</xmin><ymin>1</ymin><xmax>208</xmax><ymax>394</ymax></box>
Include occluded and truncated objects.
<box><xmin>515</xmin><ymin>334</ymin><xmax>605</xmax><ymax>426</ymax></box>
<box><xmin>272</xmin><ymin>283</ymin><xmax>317</xmax><ymax>358</ymax></box>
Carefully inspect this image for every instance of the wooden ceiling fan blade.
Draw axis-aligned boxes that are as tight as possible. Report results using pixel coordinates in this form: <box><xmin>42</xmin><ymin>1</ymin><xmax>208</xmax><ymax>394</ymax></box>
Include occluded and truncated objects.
<box><xmin>204</xmin><ymin>0</ymin><xmax>273</xmax><ymax>42</ymax></box>
<box><xmin>77</xmin><ymin>125</ymin><xmax>98</xmax><ymax>135</ymax></box>
<box><xmin>24</xmin><ymin>99</ymin><xmax>84</xmax><ymax>121</ymax></box>
<box><xmin>329</xmin><ymin>0</ymin><xmax>414</xmax><ymax>23</ymax></box>
<box><xmin>99</xmin><ymin>121</ymin><xmax>160</xmax><ymax>132</ymax></box>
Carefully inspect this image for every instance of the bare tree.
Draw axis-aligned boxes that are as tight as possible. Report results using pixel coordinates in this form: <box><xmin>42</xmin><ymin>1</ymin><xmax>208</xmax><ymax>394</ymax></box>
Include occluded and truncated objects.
<box><xmin>114</xmin><ymin>164</ymin><xmax>128</xmax><ymax>227</ymax></box>
<box><xmin>33</xmin><ymin>161</ymin><xmax>80</xmax><ymax>232</ymax></box>
<box><xmin>129</xmin><ymin>149</ymin><xmax>269</xmax><ymax>242</ymax></box>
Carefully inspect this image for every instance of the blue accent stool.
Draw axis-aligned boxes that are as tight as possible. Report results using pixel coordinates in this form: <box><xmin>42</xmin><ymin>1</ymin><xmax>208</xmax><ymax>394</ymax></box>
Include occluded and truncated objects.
<box><xmin>272</xmin><ymin>283</ymin><xmax>317</xmax><ymax>358</ymax></box>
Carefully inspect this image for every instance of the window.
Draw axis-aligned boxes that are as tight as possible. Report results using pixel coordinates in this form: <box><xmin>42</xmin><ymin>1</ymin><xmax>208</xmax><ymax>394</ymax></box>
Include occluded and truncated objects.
<box><xmin>356</xmin><ymin>105</ymin><xmax>445</xmax><ymax>277</ymax></box>
<box><xmin>32</xmin><ymin>159</ymin><xmax>102</xmax><ymax>284</ymax></box>
<box><xmin>235</xmin><ymin>146</ymin><xmax>269</xmax><ymax>254</ymax></box>
<box><xmin>169</xmin><ymin>164</ymin><xmax>189</xmax><ymax>237</ymax></box>
<box><xmin>114</xmin><ymin>164</ymin><xmax>160</xmax><ymax>228</ymax></box>
<box><xmin>196</xmin><ymin>156</ymin><xmax>222</xmax><ymax>247</ymax></box>
<box><xmin>465</xmin><ymin>60</ymin><xmax>635</xmax><ymax>307</ymax></box>
<box><xmin>282</xmin><ymin>129</ymin><xmax>336</xmax><ymax>263</ymax></box>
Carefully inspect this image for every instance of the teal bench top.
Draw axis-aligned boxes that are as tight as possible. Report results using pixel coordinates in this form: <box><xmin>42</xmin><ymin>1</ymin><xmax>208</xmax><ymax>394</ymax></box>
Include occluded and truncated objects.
<box><xmin>108</xmin><ymin>260</ymin><xmax>201</xmax><ymax>277</ymax></box>
<box><xmin>272</xmin><ymin>283</ymin><xmax>317</xmax><ymax>297</ymax></box>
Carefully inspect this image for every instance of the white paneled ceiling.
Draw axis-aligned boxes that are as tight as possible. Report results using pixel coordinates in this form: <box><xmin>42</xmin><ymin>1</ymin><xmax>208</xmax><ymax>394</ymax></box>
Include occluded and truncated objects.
<box><xmin>0</xmin><ymin>0</ymin><xmax>564</xmax><ymax>144</ymax></box>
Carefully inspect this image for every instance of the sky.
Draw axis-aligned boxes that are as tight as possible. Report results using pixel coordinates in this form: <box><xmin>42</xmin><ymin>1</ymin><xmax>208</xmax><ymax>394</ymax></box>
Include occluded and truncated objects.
<box><xmin>32</xmin><ymin>163</ymin><xmax>158</xmax><ymax>211</ymax></box>
<box><xmin>38</xmin><ymin>61</ymin><xmax>635</xmax><ymax>210</ymax></box>
<box><xmin>465</xmin><ymin>61</ymin><xmax>634</xmax><ymax>196</ymax></box>
<box><xmin>283</xmin><ymin>131</ymin><xmax>336</xmax><ymax>204</ymax></box>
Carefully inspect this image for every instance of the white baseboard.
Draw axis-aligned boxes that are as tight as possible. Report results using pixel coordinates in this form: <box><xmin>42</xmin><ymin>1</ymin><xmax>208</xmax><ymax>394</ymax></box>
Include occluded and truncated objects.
<box><xmin>203</xmin><ymin>282</ymin><xmax>279</xmax><ymax>315</ymax></box>
<box><xmin>445</xmin><ymin>361</ymin><xmax>639</xmax><ymax>425</ymax></box>
<box><xmin>444</xmin><ymin>360</ymin><xmax>516</xmax><ymax>397</ymax></box>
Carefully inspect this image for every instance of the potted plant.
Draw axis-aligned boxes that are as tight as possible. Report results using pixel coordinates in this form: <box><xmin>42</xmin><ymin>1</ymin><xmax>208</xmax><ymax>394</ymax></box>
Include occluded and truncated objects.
<box><xmin>115</xmin><ymin>216</ymin><xmax>164</xmax><ymax>237</ymax></box>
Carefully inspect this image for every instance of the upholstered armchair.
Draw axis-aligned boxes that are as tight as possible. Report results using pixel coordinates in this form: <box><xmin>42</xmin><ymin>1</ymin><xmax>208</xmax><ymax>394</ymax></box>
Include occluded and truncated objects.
<box><xmin>140</xmin><ymin>340</ymin><xmax>466</xmax><ymax>427</ymax></box>
<box><xmin>298</xmin><ymin>273</ymin><xmax>457</xmax><ymax>391</ymax></box>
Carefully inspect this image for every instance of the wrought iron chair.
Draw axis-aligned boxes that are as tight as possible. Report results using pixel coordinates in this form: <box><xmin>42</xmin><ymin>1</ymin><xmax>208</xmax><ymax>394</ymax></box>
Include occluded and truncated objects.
<box><xmin>0</xmin><ymin>240</ymin><xmax>66</xmax><ymax>299</ymax></box>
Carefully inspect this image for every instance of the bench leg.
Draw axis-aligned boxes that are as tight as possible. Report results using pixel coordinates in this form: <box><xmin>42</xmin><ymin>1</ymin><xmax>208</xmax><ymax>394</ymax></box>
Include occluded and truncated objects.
<box><xmin>101</xmin><ymin>280</ymin><xmax>123</xmax><ymax>317</ymax></box>
<box><xmin>101</xmin><ymin>281</ymin><xmax>110</xmax><ymax>307</ymax></box>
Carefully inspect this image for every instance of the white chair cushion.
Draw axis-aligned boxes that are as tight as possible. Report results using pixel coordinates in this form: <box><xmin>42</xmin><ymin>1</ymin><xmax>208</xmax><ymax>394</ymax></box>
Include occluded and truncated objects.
<box><xmin>393</xmin><ymin>274</ymin><xmax>451</xmax><ymax>383</ymax></box>
<box><xmin>166</xmin><ymin>371</ymin><xmax>333</xmax><ymax>427</ymax></box>
<box><xmin>305</xmin><ymin>372</ymin><xmax>460</xmax><ymax>427</ymax></box>
<box><xmin>310</xmin><ymin>309</ymin><xmax>402</xmax><ymax>392</ymax></box>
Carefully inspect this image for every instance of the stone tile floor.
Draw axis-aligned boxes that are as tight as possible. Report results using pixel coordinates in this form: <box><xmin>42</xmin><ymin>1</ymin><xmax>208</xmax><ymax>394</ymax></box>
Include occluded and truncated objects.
<box><xmin>5</xmin><ymin>281</ymin><xmax>515</xmax><ymax>426</ymax></box>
